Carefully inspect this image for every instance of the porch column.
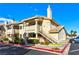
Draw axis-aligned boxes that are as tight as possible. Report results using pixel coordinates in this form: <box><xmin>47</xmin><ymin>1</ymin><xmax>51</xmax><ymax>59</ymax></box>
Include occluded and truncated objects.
<box><xmin>11</xmin><ymin>25</ymin><xmax>14</xmax><ymax>35</ymax></box>
<box><xmin>4</xmin><ymin>21</ymin><xmax>8</xmax><ymax>38</ymax></box>
<box><xmin>23</xmin><ymin>22</ymin><xmax>26</xmax><ymax>31</ymax></box>
<box><xmin>35</xmin><ymin>19</ymin><xmax>38</xmax><ymax>38</ymax></box>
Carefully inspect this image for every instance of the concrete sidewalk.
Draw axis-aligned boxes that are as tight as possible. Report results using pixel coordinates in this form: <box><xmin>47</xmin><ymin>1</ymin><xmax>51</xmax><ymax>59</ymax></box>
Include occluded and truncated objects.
<box><xmin>25</xmin><ymin>43</ymin><xmax>70</xmax><ymax>54</ymax></box>
<box><xmin>62</xmin><ymin>43</ymin><xmax>71</xmax><ymax>55</ymax></box>
<box><xmin>0</xmin><ymin>42</ymin><xmax>70</xmax><ymax>55</ymax></box>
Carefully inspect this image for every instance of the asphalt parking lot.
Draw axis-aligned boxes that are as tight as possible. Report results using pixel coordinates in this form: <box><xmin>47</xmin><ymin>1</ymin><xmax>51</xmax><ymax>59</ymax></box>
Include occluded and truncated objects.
<box><xmin>68</xmin><ymin>43</ymin><xmax>79</xmax><ymax>55</ymax></box>
<box><xmin>0</xmin><ymin>44</ymin><xmax>56</xmax><ymax>55</ymax></box>
<box><xmin>0</xmin><ymin>44</ymin><xmax>31</xmax><ymax>55</ymax></box>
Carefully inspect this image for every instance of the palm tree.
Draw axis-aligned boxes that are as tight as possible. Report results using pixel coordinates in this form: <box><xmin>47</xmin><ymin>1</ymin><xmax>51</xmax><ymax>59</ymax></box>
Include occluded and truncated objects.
<box><xmin>70</xmin><ymin>30</ymin><xmax>74</xmax><ymax>35</ymax></box>
<box><xmin>73</xmin><ymin>31</ymin><xmax>77</xmax><ymax>36</ymax></box>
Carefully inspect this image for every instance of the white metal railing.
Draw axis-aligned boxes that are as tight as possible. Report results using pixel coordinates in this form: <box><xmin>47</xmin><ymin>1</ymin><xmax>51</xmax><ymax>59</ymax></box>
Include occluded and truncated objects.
<box><xmin>24</xmin><ymin>25</ymin><xmax>35</xmax><ymax>31</ymax></box>
<box><xmin>39</xmin><ymin>30</ymin><xmax>57</xmax><ymax>44</ymax></box>
<box><xmin>7</xmin><ymin>29</ymin><xmax>13</xmax><ymax>34</ymax></box>
<box><xmin>19</xmin><ymin>25</ymin><xmax>36</xmax><ymax>34</ymax></box>
<box><xmin>6</xmin><ymin>29</ymin><xmax>19</xmax><ymax>34</ymax></box>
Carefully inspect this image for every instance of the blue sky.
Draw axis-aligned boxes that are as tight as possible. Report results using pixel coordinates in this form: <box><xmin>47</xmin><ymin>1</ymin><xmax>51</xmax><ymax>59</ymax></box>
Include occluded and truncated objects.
<box><xmin>0</xmin><ymin>3</ymin><xmax>79</xmax><ymax>34</ymax></box>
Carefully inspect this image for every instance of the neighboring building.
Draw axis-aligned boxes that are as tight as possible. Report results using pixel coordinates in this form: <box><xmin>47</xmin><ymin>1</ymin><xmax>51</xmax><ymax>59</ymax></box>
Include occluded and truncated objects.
<box><xmin>0</xmin><ymin>20</ymin><xmax>19</xmax><ymax>38</ymax></box>
<box><xmin>0</xmin><ymin>5</ymin><xmax>67</xmax><ymax>44</ymax></box>
<box><xmin>67</xmin><ymin>33</ymin><xmax>77</xmax><ymax>39</ymax></box>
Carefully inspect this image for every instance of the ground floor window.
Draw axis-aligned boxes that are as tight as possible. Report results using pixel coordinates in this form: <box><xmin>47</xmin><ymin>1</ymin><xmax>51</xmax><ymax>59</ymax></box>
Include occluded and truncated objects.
<box><xmin>20</xmin><ymin>34</ymin><xmax>22</xmax><ymax>38</ymax></box>
<box><xmin>28</xmin><ymin>32</ymin><xmax>36</xmax><ymax>37</ymax></box>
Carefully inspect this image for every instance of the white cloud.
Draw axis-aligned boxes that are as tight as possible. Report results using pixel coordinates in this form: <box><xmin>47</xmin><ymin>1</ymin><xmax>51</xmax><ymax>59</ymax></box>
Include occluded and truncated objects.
<box><xmin>0</xmin><ymin>17</ymin><xmax>13</xmax><ymax>24</ymax></box>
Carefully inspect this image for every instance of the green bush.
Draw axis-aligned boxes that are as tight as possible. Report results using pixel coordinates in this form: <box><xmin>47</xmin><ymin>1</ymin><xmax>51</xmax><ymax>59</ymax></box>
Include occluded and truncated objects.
<box><xmin>40</xmin><ymin>42</ymin><xmax>45</xmax><ymax>45</ymax></box>
<box><xmin>40</xmin><ymin>41</ymin><xmax>49</xmax><ymax>45</ymax></box>
<box><xmin>44</xmin><ymin>41</ymin><xmax>50</xmax><ymax>45</ymax></box>
<box><xmin>10</xmin><ymin>36</ymin><xmax>20</xmax><ymax>43</ymax></box>
<box><xmin>0</xmin><ymin>39</ymin><xmax>3</xmax><ymax>42</ymax></box>
<box><xmin>14</xmin><ymin>38</ymin><xmax>24</xmax><ymax>44</ymax></box>
<box><xmin>28</xmin><ymin>39</ymin><xmax>39</xmax><ymax>44</ymax></box>
<box><xmin>3</xmin><ymin>38</ymin><xmax>9</xmax><ymax>41</ymax></box>
<box><xmin>34</xmin><ymin>39</ymin><xmax>39</xmax><ymax>44</ymax></box>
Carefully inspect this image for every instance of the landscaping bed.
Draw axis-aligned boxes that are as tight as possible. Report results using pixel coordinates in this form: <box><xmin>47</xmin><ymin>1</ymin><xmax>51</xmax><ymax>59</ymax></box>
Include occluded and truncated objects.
<box><xmin>0</xmin><ymin>36</ymin><xmax>69</xmax><ymax>54</ymax></box>
<box><xmin>29</xmin><ymin>43</ymin><xmax>69</xmax><ymax>53</ymax></box>
<box><xmin>0</xmin><ymin>41</ymin><xmax>69</xmax><ymax>53</ymax></box>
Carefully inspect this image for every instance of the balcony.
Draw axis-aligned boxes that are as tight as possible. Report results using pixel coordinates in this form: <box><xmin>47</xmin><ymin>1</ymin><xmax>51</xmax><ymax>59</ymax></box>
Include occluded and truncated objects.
<box><xmin>19</xmin><ymin>25</ymin><xmax>36</xmax><ymax>33</ymax></box>
<box><xmin>24</xmin><ymin>25</ymin><xmax>35</xmax><ymax>31</ymax></box>
<box><xmin>7</xmin><ymin>29</ymin><xmax>13</xmax><ymax>34</ymax></box>
<box><xmin>6</xmin><ymin>29</ymin><xmax>19</xmax><ymax>34</ymax></box>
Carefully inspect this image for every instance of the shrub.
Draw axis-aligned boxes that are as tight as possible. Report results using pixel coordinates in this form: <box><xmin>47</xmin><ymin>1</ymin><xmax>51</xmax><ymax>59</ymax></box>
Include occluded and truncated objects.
<box><xmin>10</xmin><ymin>35</ymin><xmax>20</xmax><ymax>43</ymax></box>
<box><xmin>34</xmin><ymin>39</ymin><xmax>39</xmax><ymax>44</ymax></box>
<box><xmin>44</xmin><ymin>41</ymin><xmax>50</xmax><ymax>45</ymax></box>
<box><xmin>14</xmin><ymin>38</ymin><xmax>24</xmax><ymax>44</ymax></box>
<box><xmin>28</xmin><ymin>39</ymin><xmax>39</xmax><ymax>44</ymax></box>
<box><xmin>3</xmin><ymin>38</ymin><xmax>9</xmax><ymax>41</ymax></box>
<box><xmin>0</xmin><ymin>39</ymin><xmax>3</xmax><ymax>42</ymax></box>
<box><xmin>20</xmin><ymin>38</ymin><xmax>25</xmax><ymax>44</ymax></box>
<box><xmin>40</xmin><ymin>41</ymin><xmax>50</xmax><ymax>45</ymax></box>
<box><xmin>40</xmin><ymin>42</ymin><xmax>44</xmax><ymax>45</ymax></box>
<box><xmin>14</xmin><ymin>39</ymin><xmax>19</xmax><ymax>44</ymax></box>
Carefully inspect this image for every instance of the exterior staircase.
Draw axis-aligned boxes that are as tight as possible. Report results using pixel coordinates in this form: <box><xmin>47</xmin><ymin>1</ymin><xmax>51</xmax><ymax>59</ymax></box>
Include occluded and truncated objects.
<box><xmin>38</xmin><ymin>30</ymin><xmax>57</xmax><ymax>44</ymax></box>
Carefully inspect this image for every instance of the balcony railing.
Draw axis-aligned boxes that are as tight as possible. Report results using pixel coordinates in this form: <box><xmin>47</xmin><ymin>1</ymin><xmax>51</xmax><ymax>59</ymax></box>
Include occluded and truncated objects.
<box><xmin>24</xmin><ymin>25</ymin><xmax>35</xmax><ymax>31</ymax></box>
<box><xmin>7</xmin><ymin>29</ymin><xmax>13</xmax><ymax>34</ymax></box>
<box><xmin>19</xmin><ymin>25</ymin><xmax>36</xmax><ymax>34</ymax></box>
<box><xmin>6</xmin><ymin>29</ymin><xmax>19</xmax><ymax>34</ymax></box>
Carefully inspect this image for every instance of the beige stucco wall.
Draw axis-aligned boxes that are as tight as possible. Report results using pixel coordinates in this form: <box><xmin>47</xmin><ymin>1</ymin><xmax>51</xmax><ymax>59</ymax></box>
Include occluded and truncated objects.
<box><xmin>41</xmin><ymin>19</ymin><xmax>61</xmax><ymax>43</ymax></box>
<box><xmin>19</xmin><ymin>24</ymin><xmax>24</xmax><ymax>38</ymax></box>
<box><xmin>58</xmin><ymin>29</ymin><xmax>66</xmax><ymax>42</ymax></box>
<box><xmin>49</xmin><ymin>33</ymin><xmax>59</xmax><ymax>42</ymax></box>
<box><xmin>51</xmin><ymin>24</ymin><xmax>57</xmax><ymax>29</ymax></box>
<box><xmin>19</xmin><ymin>23</ymin><xmax>36</xmax><ymax>38</ymax></box>
<box><xmin>42</xmin><ymin>20</ymin><xmax>51</xmax><ymax>33</ymax></box>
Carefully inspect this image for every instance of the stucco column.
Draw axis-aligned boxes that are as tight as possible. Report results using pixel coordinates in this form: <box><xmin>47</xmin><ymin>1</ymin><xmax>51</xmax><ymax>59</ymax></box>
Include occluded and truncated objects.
<box><xmin>35</xmin><ymin>19</ymin><xmax>38</xmax><ymax>39</ymax></box>
<box><xmin>5</xmin><ymin>25</ymin><xmax>7</xmax><ymax>38</ymax></box>
<box><xmin>23</xmin><ymin>22</ymin><xmax>26</xmax><ymax>31</ymax></box>
<box><xmin>23</xmin><ymin>22</ymin><xmax>29</xmax><ymax>31</ymax></box>
<box><xmin>4</xmin><ymin>21</ymin><xmax>8</xmax><ymax>38</ymax></box>
<box><xmin>11</xmin><ymin>25</ymin><xmax>14</xmax><ymax>35</ymax></box>
<box><xmin>23</xmin><ymin>22</ymin><xmax>29</xmax><ymax>38</ymax></box>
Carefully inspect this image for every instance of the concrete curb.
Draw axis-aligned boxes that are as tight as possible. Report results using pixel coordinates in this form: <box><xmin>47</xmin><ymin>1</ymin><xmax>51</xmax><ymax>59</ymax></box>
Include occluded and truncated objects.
<box><xmin>0</xmin><ymin>42</ymin><xmax>69</xmax><ymax>54</ymax></box>
<box><xmin>62</xmin><ymin>43</ymin><xmax>71</xmax><ymax>55</ymax></box>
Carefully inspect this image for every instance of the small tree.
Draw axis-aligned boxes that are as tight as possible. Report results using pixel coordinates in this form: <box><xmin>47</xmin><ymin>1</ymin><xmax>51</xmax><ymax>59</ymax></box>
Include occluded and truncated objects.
<box><xmin>70</xmin><ymin>30</ymin><xmax>77</xmax><ymax>38</ymax></box>
<box><xmin>73</xmin><ymin>31</ymin><xmax>77</xmax><ymax>36</ymax></box>
<box><xmin>71</xmin><ymin>30</ymin><xmax>74</xmax><ymax>35</ymax></box>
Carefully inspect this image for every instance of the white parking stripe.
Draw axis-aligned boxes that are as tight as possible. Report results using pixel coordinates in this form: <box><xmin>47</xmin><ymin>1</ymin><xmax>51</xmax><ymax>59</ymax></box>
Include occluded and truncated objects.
<box><xmin>70</xmin><ymin>49</ymin><xmax>79</xmax><ymax>52</ymax></box>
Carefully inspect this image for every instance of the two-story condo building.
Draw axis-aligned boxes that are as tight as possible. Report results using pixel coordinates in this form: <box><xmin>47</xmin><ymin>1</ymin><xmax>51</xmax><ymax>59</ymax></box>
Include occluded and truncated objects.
<box><xmin>18</xmin><ymin>5</ymin><xmax>67</xmax><ymax>44</ymax></box>
<box><xmin>0</xmin><ymin>5</ymin><xmax>67</xmax><ymax>44</ymax></box>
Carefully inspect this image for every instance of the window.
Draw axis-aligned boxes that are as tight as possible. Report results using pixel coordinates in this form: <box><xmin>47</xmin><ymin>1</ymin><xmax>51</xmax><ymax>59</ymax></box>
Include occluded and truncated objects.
<box><xmin>20</xmin><ymin>34</ymin><xmax>22</xmax><ymax>38</ymax></box>
<box><xmin>29</xmin><ymin>32</ymin><xmax>36</xmax><ymax>37</ymax></box>
<box><xmin>19</xmin><ymin>26</ymin><xmax>22</xmax><ymax>29</ymax></box>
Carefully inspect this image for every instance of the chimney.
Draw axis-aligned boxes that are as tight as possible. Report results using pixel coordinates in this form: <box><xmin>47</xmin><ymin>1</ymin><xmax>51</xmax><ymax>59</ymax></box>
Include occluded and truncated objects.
<box><xmin>47</xmin><ymin>5</ymin><xmax>52</xmax><ymax>19</ymax></box>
